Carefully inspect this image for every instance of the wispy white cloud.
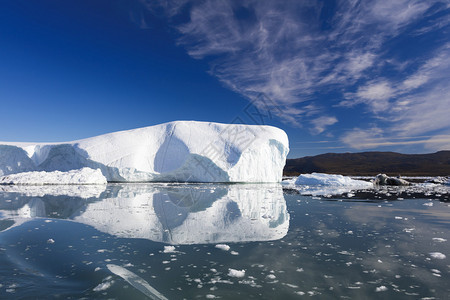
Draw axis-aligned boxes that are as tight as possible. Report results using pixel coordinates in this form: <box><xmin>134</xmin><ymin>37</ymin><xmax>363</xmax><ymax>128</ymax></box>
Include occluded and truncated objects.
<box><xmin>310</xmin><ymin>116</ymin><xmax>338</xmax><ymax>134</ymax></box>
<box><xmin>142</xmin><ymin>0</ymin><xmax>450</xmax><ymax>148</ymax></box>
<box><xmin>341</xmin><ymin>131</ymin><xmax>450</xmax><ymax>150</ymax></box>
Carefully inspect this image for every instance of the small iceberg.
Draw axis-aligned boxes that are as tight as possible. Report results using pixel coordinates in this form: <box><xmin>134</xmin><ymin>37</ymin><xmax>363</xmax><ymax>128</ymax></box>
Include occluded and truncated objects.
<box><xmin>282</xmin><ymin>173</ymin><xmax>373</xmax><ymax>196</ymax></box>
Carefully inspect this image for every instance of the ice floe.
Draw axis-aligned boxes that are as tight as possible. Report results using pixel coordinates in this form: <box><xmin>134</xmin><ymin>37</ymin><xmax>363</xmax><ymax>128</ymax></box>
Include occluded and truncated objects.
<box><xmin>429</xmin><ymin>252</ymin><xmax>446</xmax><ymax>259</ymax></box>
<box><xmin>228</xmin><ymin>269</ymin><xmax>245</xmax><ymax>278</ymax></box>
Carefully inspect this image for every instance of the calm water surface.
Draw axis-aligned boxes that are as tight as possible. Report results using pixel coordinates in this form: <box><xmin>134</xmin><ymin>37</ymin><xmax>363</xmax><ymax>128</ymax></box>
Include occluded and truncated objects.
<box><xmin>0</xmin><ymin>183</ymin><xmax>449</xmax><ymax>299</ymax></box>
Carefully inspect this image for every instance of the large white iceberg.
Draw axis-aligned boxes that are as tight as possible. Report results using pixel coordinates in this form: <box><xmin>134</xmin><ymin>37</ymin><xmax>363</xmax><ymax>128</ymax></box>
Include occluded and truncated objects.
<box><xmin>0</xmin><ymin>121</ymin><xmax>289</xmax><ymax>183</ymax></box>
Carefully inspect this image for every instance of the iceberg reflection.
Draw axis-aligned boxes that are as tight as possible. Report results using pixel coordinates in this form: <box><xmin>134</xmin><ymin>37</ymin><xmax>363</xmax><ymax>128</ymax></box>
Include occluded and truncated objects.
<box><xmin>0</xmin><ymin>183</ymin><xmax>289</xmax><ymax>244</ymax></box>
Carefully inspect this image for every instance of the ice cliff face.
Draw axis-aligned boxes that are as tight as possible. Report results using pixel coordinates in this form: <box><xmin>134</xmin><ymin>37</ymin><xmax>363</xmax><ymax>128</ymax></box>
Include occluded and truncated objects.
<box><xmin>0</xmin><ymin>121</ymin><xmax>289</xmax><ymax>183</ymax></box>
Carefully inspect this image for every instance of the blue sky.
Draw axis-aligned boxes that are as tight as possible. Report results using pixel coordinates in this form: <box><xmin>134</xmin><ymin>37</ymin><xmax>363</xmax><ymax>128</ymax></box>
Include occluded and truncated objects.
<box><xmin>1</xmin><ymin>0</ymin><xmax>449</xmax><ymax>158</ymax></box>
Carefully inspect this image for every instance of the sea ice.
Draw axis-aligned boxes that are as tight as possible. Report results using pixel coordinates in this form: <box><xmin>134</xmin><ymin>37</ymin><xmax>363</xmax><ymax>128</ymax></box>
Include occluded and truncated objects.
<box><xmin>163</xmin><ymin>246</ymin><xmax>177</xmax><ymax>253</ymax></box>
<box><xmin>215</xmin><ymin>244</ymin><xmax>230</xmax><ymax>251</ymax></box>
<box><xmin>93</xmin><ymin>280</ymin><xmax>114</xmax><ymax>292</ymax></box>
<box><xmin>375</xmin><ymin>286</ymin><xmax>388</xmax><ymax>292</ymax></box>
<box><xmin>429</xmin><ymin>252</ymin><xmax>446</xmax><ymax>259</ymax></box>
<box><xmin>432</xmin><ymin>238</ymin><xmax>447</xmax><ymax>242</ymax></box>
<box><xmin>0</xmin><ymin>121</ymin><xmax>289</xmax><ymax>183</ymax></box>
<box><xmin>228</xmin><ymin>269</ymin><xmax>245</xmax><ymax>278</ymax></box>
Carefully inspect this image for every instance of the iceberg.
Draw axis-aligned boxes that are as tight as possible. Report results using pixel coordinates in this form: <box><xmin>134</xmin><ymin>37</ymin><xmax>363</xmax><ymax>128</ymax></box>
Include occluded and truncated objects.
<box><xmin>0</xmin><ymin>121</ymin><xmax>289</xmax><ymax>183</ymax></box>
<box><xmin>294</xmin><ymin>173</ymin><xmax>373</xmax><ymax>187</ymax></box>
<box><xmin>283</xmin><ymin>173</ymin><xmax>373</xmax><ymax>196</ymax></box>
<box><xmin>0</xmin><ymin>167</ymin><xmax>107</xmax><ymax>185</ymax></box>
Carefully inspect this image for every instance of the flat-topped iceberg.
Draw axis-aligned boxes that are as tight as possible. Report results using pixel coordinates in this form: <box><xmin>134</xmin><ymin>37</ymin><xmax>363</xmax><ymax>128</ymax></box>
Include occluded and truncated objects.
<box><xmin>0</xmin><ymin>121</ymin><xmax>289</xmax><ymax>183</ymax></box>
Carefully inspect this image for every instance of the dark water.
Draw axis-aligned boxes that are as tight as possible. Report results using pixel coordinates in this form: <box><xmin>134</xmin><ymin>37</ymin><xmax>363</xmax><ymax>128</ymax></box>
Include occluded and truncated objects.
<box><xmin>0</xmin><ymin>183</ymin><xmax>449</xmax><ymax>299</ymax></box>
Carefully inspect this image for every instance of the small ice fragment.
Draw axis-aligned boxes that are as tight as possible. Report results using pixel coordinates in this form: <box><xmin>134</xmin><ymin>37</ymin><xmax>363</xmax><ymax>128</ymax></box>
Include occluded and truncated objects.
<box><xmin>375</xmin><ymin>286</ymin><xmax>388</xmax><ymax>292</ymax></box>
<box><xmin>429</xmin><ymin>252</ymin><xmax>446</xmax><ymax>259</ymax></box>
<box><xmin>395</xmin><ymin>216</ymin><xmax>403</xmax><ymax>220</ymax></box>
<box><xmin>423</xmin><ymin>202</ymin><xmax>433</xmax><ymax>206</ymax></box>
<box><xmin>47</xmin><ymin>239</ymin><xmax>55</xmax><ymax>244</ymax></box>
<box><xmin>295</xmin><ymin>291</ymin><xmax>305</xmax><ymax>295</ymax></box>
<box><xmin>93</xmin><ymin>280</ymin><xmax>113</xmax><ymax>292</ymax></box>
<box><xmin>215</xmin><ymin>244</ymin><xmax>230</xmax><ymax>251</ymax></box>
<box><xmin>206</xmin><ymin>295</ymin><xmax>217</xmax><ymax>299</ymax></box>
<box><xmin>163</xmin><ymin>246</ymin><xmax>176</xmax><ymax>253</ymax></box>
<box><xmin>432</xmin><ymin>238</ymin><xmax>447</xmax><ymax>242</ymax></box>
<box><xmin>228</xmin><ymin>269</ymin><xmax>245</xmax><ymax>278</ymax></box>
<box><xmin>95</xmin><ymin>267</ymin><xmax>101</xmax><ymax>272</ymax></box>
<box><xmin>230</xmin><ymin>251</ymin><xmax>239</xmax><ymax>255</ymax></box>
<box><xmin>266</xmin><ymin>274</ymin><xmax>276</xmax><ymax>280</ymax></box>
<box><xmin>296</xmin><ymin>268</ymin><xmax>304</xmax><ymax>272</ymax></box>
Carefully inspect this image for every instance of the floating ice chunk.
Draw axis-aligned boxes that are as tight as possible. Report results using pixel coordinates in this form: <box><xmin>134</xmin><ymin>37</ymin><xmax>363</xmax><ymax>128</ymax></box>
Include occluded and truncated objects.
<box><xmin>215</xmin><ymin>244</ymin><xmax>230</xmax><ymax>251</ymax></box>
<box><xmin>163</xmin><ymin>246</ymin><xmax>177</xmax><ymax>253</ymax></box>
<box><xmin>432</xmin><ymin>238</ymin><xmax>447</xmax><ymax>242</ymax></box>
<box><xmin>429</xmin><ymin>252</ymin><xmax>446</xmax><ymax>259</ymax></box>
<box><xmin>47</xmin><ymin>239</ymin><xmax>55</xmax><ymax>244</ymax></box>
<box><xmin>0</xmin><ymin>121</ymin><xmax>289</xmax><ymax>183</ymax></box>
<box><xmin>375</xmin><ymin>286</ymin><xmax>388</xmax><ymax>292</ymax></box>
<box><xmin>0</xmin><ymin>168</ymin><xmax>106</xmax><ymax>185</ymax></box>
<box><xmin>228</xmin><ymin>269</ymin><xmax>245</xmax><ymax>278</ymax></box>
<box><xmin>266</xmin><ymin>274</ymin><xmax>276</xmax><ymax>279</ymax></box>
<box><xmin>230</xmin><ymin>251</ymin><xmax>239</xmax><ymax>255</ymax></box>
<box><xmin>93</xmin><ymin>280</ymin><xmax>114</xmax><ymax>292</ymax></box>
<box><xmin>423</xmin><ymin>202</ymin><xmax>433</xmax><ymax>206</ymax></box>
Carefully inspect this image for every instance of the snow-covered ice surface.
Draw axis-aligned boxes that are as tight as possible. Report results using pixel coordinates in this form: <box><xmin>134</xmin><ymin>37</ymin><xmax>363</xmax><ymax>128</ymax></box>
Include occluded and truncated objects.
<box><xmin>0</xmin><ymin>182</ymin><xmax>449</xmax><ymax>299</ymax></box>
<box><xmin>0</xmin><ymin>121</ymin><xmax>289</xmax><ymax>183</ymax></box>
<box><xmin>282</xmin><ymin>173</ymin><xmax>373</xmax><ymax>196</ymax></box>
<box><xmin>0</xmin><ymin>168</ymin><xmax>107</xmax><ymax>185</ymax></box>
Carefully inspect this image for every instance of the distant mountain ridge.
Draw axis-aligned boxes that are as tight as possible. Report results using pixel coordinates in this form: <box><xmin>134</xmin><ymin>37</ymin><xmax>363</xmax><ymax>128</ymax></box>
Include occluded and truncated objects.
<box><xmin>284</xmin><ymin>151</ymin><xmax>450</xmax><ymax>176</ymax></box>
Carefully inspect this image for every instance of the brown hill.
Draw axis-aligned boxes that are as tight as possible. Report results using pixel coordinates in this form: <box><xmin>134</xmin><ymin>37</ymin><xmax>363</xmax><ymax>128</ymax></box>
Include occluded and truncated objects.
<box><xmin>284</xmin><ymin>151</ymin><xmax>450</xmax><ymax>176</ymax></box>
